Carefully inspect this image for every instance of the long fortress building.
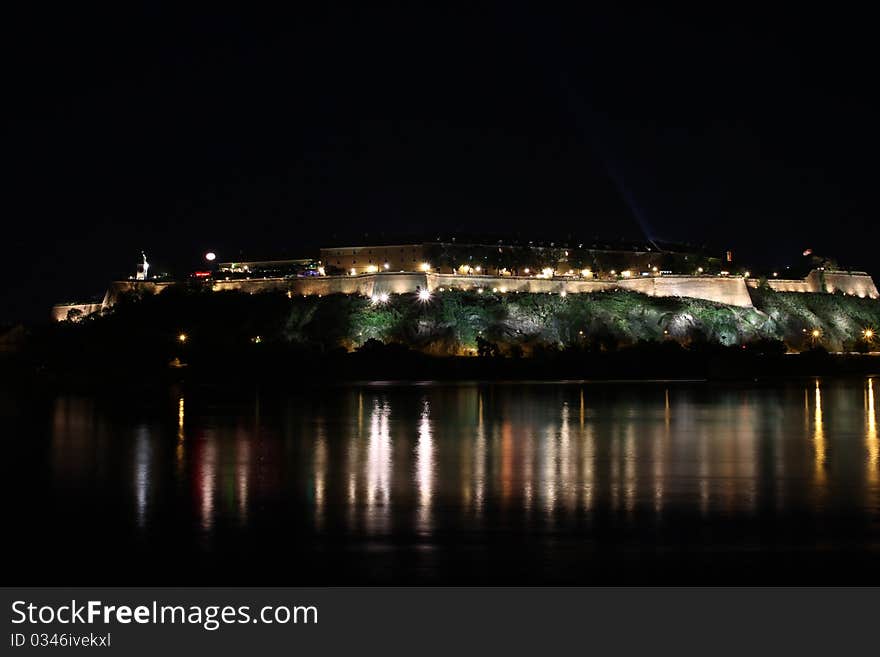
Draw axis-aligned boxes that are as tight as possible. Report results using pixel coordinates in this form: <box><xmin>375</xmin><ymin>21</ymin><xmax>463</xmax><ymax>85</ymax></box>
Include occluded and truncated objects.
<box><xmin>52</xmin><ymin>240</ymin><xmax>879</xmax><ymax>321</ymax></box>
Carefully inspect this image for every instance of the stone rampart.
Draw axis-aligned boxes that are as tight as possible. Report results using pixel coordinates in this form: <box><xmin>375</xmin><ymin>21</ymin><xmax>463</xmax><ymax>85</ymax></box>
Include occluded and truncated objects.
<box><xmin>56</xmin><ymin>268</ymin><xmax>879</xmax><ymax>320</ymax></box>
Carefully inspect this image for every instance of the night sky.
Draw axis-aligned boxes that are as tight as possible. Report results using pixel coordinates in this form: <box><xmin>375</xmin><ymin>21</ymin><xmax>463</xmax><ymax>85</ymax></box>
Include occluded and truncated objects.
<box><xmin>3</xmin><ymin>4</ymin><xmax>877</xmax><ymax>321</ymax></box>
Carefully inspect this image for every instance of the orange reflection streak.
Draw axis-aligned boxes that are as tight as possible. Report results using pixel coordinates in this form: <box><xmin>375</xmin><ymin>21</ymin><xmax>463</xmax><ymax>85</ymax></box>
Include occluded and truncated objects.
<box><xmin>814</xmin><ymin>380</ymin><xmax>826</xmax><ymax>485</ymax></box>
<box><xmin>867</xmin><ymin>378</ymin><xmax>877</xmax><ymax>484</ymax></box>
<box><xmin>501</xmin><ymin>420</ymin><xmax>514</xmax><ymax>504</ymax></box>
<box><xmin>176</xmin><ymin>396</ymin><xmax>185</xmax><ymax>476</ymax></box>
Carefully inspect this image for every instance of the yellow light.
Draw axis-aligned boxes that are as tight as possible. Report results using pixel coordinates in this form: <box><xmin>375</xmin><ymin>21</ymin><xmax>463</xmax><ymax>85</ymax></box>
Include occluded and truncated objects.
<box><xmin>350</xmin><ymin>268</ymin><xmax>357</xmax><ymax>276</ymax></box>
<box><xmin>610</xmin><ymin>270</ymin><xmax>616</xmax><ymax>275</ymax></box>
<box><xmin>383</xmin><ymin>262</ymin><xmax>389</xmax><ymax>269</ymax></box>
<box><xmin>366</xmin><ymin>264</ymin><xmax>378</xmax><ymax>273</ymax></box>
<box><xmin>475</xmin><ymin>266</ymin><xmax>481</xmax><ymax>272</ymax></box>
<box><xmin>524</xmin><ymin>268</ymin><xmax>530</xmax><ymax>274</ymax></box>
<box><xmin>743</xmin><ymin>271</ymin><xmax>750</xmax><ymax>278</ymax></box>
<box><xmin>652</xmin><ymin>266</ymin><xmax>658</xmax><ymax>272</ymax></box>
<box><xmin>865</xmin><ymin>329</ymin><xmax>875</xmax><ymax>340</ymax></box>
<box><xmin>419</xmin><ymin>262</ymin><xmax>431</xmax><ymax>272</ymax></box>
<box><xmin>621</xmin><ymin>270</ymin><xmax>632</xmax><ymax>278</ymax></box>
<box><xmin>252</xmin><ymin>335</ymin><xmax>262</xmax><ymax>344</ymax></box>
<box><xmin>581</xmin><ymin>269</ymin><xmax>592</xmax><ymax>277</ymax></box>
<box><xmin>541</xmin><ymin>267</ymin><xmax>554</xmax><ymax>278</ymax></box>
<box><xmin>697</xmin><ymin>267</ymin><xmax>704</xmax><ymax>273</ymax></box>
<box><xmin>178</xmin><ymin>333</ymin><xmax>187</xmax><ymax>343</ymax></box>
<box><xmin>812</xmin><ymin>329</ymin><xmax>821</xmax><ymax>338</ymax></box>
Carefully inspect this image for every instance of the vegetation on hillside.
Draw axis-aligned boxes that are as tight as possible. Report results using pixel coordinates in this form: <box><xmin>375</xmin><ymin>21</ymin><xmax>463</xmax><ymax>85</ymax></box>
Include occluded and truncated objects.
<box><xmin>24</xmin><ymin>285</ymin><xmax>878</xmax><ymax>360</ymax></box>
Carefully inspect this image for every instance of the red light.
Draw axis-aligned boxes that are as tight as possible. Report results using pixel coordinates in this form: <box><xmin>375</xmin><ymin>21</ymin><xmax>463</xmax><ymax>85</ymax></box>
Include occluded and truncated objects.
<box><xmin>193</xmin><ymin>271</ymin><xmax>211</xmax><ymax>278</ymax></box>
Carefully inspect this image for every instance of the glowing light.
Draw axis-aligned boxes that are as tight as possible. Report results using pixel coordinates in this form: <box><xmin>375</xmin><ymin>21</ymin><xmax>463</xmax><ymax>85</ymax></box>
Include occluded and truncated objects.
<box><xmin>773</xmin><ymin>272</ymin><xmax>778</xmax><ymax>277</ymax></box>
<box><xmin>366</xmin><ymin>264</ymin><xmax>378</xmax><ymax>273</ymax></box>
<box><xmin>621</xmin><ymin>270</ymin><xmax>632</xmax><ymax>278</ymax></box>
<box><xmin>581</xmin><ymin>269</ymin><xmax>592</xmax><ymax>278</ymax></box>
<box><xmin>350</xmin><ymin>268</ymin><xmax>357</xmax><ymax>276</ymax></box>
<box><xmin>383</xmin><ymin>262</ymin><xmax>390</xmax><ymax>269</ymax></box>
<box><xmin>252</xmin><ymin>335</ymin><xmax>262</xmax><ymax>344</ymax></box>
<box><xmin>524</xmin><ymin>268</ymin><xmax>530</xmax><ymax>274</ymax></box>
<box><xmin>743</xmin><ymin>271</ymin><xmax>750</xmax><ymax>278</ymax></box>
<box><xmin>205</xmin><ymin>252</ymin><xmax>216</xmax><ymax>262</ymax></box>
<box><xmin>652</xmin><ymin>266</ymin><xmax>658</xmax><ymax>272</ymax></box>
<box><xmin>475</xmin><ymin>266</ymin><xmax>481</xmax><ymax>272</ymax></box>
<box><xmin>419</xmin><ymin>262</ymin><xmax>432</xmax><ymax>272</ymax></box>
<box><xmin>697</xmin><ymin>267</ymin><xmax>704</xmax><ymax>273</ymax></box>
<box><xmin>178</xmin><ymin>333</ymin><xmax>187</xmax><ymax>343</ymax></box>
<box><xmin>559</xmin><ymin>289</ymin><xmax>567</xmax><ymax>298</ymax></box>
<box><xmin>379</xmin><ymin>292</ymin><xmax>389</xmax><ymax>303</ymax></box>
<box><xmin>812</xmin><ymin>329</ymin><xmax>821</xmax><ymax>338</ymax></box>
<box><xmin>541</xmin><ymin>267</ymin><xmax>554</xmax><ymax>278</ymax></box>
<box><xmin>865</xmin><ymin>329</ymin><xmax>875</xmax><ymax>340</ymax></box>
<box><xmin>417</xmin><ymin>289</ymin><xmax>431</xmax><ymax>302</ymax></box>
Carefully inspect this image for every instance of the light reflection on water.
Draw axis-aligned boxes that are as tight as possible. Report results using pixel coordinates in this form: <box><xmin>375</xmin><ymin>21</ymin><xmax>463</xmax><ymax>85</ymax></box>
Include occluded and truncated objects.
<box><xmin>44</xmin><ymin>379</ymin><xmax>880</xmax><ymax>541</ymax></box>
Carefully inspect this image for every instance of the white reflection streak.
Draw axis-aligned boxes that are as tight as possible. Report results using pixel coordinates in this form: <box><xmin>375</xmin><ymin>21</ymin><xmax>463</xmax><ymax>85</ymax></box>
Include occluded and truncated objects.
<box><xmin>134</xmin><ymin>426</ymin><xmax>150</xmax><ymax>529</ymax></box>
<box><xmin>236</xmin><ymin>431</ymin><xmax>250</xmax><ymax>524</ymax></box>
<box><xmin>624</xmin><ymin>423</ymin><xmax>636</xmax><ymax>514</ymax></box>
<box><xmin>314</xmin><ymin>421</ymin><xmax>327</xmax><ymax>528</ymax></box>
<box><xmin>416</xmin><ymin>399</ymin><xmax>434</xmax><ymax>533</ymax></box>
<box><xmin>366</xmin><ymin>399</ymin><xmax>391</xmax><ymax>533</ymax></box>
<box><xmin>655</xmin><ymin>389</ymin><xmax>670</xmax><ymax>515</ymax></box>
<box><xmin>200</xmin><ymin>434</ymin><xmax>216</xmax><ymax>532</ymax></box>
<box><xmin>543</xmin><ymin>424</ymin><xmax>557</xmax><ymax>516</ymax></box>
<box><xmin>560</xmin><ymin>402</ymin><xmax>576</xmax><ymax>513</ymax></box>
<box><xmin>474</xmin><ymin>393</ymin><xmax>486</xmax><ymax>515</ymax></box>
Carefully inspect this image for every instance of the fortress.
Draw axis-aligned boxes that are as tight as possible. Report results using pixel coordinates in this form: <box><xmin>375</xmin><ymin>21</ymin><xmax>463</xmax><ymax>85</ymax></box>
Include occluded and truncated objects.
<box><xmin>51</xmin><ymin>241</ymin><xmax>879</xmax><ymax>322</ymax></box>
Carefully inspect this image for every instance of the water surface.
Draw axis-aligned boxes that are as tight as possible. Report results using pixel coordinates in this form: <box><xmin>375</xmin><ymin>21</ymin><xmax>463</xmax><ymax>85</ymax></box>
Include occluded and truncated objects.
<box><xmin>5</xmin><ymin>378</ymin><xmax>880</xmax><ymax>583</ymax></box>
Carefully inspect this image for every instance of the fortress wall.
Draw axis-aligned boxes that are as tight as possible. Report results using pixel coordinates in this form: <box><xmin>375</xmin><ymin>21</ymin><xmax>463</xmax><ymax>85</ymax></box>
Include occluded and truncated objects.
<box><xmin>752</xmin><ymin>279</ymin><xmax>813</xmax><ymax>293</ymax></box>
<box><xmin>616</xmin><ymin>276</ymin><xmax>754</xmax><ymax>307</ymax></box>
<box><xmin>426</xmin><ymin>273</ymin><xmax>614</xmax><ymax>294</ymax></box>
<box><xmin>289</xmin><ymin>275</ymin><xmax>374</xmax><ymax>296</ymax></box>
<box><xmin>51</xmin><ymin>302</ymin><xmax>105</xmax><ymax>322</ymax></box>
<box><xmin>212</xmin><ymin>278</ymin><xmax>289</xmax><ymax>295</ymax></box>
<box><xmin>62</xmin><ymin>268</ymin><xmax>876</xmax><ymax>321</ymax></box>
<box><xmin>813</xmin><ymin>270</ymin><xmax>879</xmax><ymax>299</ymax></box>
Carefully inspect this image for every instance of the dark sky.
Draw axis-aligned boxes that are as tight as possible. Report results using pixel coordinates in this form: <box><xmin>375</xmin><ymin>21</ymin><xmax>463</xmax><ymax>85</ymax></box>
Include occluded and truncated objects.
<box><xmin>2</xmin><ymin>3</ymin><xmax>877</xmax><ymax>321</ymax></box>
